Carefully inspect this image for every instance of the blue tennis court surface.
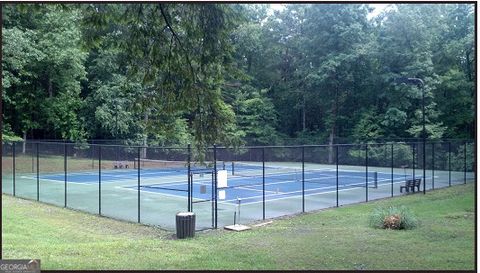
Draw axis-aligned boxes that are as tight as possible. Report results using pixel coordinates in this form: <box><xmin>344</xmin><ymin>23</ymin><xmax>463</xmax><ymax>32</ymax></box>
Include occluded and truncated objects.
<box><xmin>124</xmin><ymin>169</ymin><xmax>415</xmax><ymax>204</ymax></box>
<box><xmin>34</xmin><ymin>163</ymin><xmax>426</xmax><ymax>204</ymax></box>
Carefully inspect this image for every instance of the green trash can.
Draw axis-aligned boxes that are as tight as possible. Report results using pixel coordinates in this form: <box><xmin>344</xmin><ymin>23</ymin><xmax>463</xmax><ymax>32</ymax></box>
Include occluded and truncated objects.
<box><xmin>176</xmin><ymin>212</ymin><xmax>195</xmax><ymax>239</ymax></box>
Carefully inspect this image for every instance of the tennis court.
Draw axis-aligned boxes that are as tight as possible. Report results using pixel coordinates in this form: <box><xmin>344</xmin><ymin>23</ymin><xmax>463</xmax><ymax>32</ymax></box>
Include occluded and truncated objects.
<box><xmin>30</xmin><ymin>160</ymin><xmax>418</xmax><ymax>204</ymax></box>
<box><xmin>2</xmin><ymin>140</ymin><xmax>475</xmax><ymax>230</ymax></box>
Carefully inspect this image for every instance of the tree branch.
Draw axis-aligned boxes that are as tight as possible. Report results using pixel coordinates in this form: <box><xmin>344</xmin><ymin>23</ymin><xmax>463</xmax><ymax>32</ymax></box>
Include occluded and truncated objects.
<box><xmin>158</xmin><ymin>4</ymin><xmax>196</xmax><ymax>83</ymax></box>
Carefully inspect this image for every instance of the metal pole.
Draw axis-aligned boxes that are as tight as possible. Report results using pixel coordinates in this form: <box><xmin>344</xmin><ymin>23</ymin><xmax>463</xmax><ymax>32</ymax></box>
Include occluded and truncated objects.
<box><xmin>190</xmin><ymin>173</ymin><xmax>193</xmax><ymax>211</ymax></box>
<box><xmin>211</xmin><ymin>171</ymin><xmax>214</xmax><ymax>228</ymax></box>
<box><xmin>448</xmin><ymin>142</ymin><xmax>451</xmax><ymax>187</ymax></box>
<box><xmin>302</xmin><ymin>146</ymin><xmax>305</xmax><ymax>213</ymax></box>
<box><xmin>13</xmin><ymin>142</ymin><xmax>16</xmax><ymax>196</ymax></box>
<box><xmin>365</xmin><ymin>144</ymin><xmax>368</xmax><ymax>202</ymax></box>
<box><xmin>262</xmin><ymin>147</ymin><xmax>266</xmax><ymax>220</ymax></box>
<box><xmin>336</xmin><ymin>145</ymin><xmax>339</xmax><ymax>207</ymax></box>
<box><xmin>213</xmin><ymin>144</ymin><xmax>218</xmax><ymax>229</ymax></box>
<box><xmin>187</xmin><ymin>144</ymin><xmax>191</xmax><ymax>212</ymax></box>
<box><xmin>137</xmin><ymin>147</ymin><xmax>141</xmax><ymax>223</ymax></box>
<box><xmin>31</xmin><ymin>144</ymin><xmax>34</xmax><ymax>173</ymax></box>
<box><xmin>464</xmin><ymin>141</ymin><xmax>467</xmax><ymax>184</ymax></box>
<box><xmin>99</xmin><ymin>146</ymin><xmax>102</xmax><ymax>215</ymax></box>
<box><xmin>91</xmin><ymin>140</ymin><xmax>95</xmax><ymax>169</ymax></box>
<box><xmin>412</xmin><ymin>143</ymin><xmax>415</xmax><ymax>180</ymax></box>
<box><xmin>64</xmin><ymin>142</ymin><xmax>67</xmax><ymax>207</ymax></box>
<box><xmin>391</xmin><ymin>143</ymin><xmax>394</xmax><ymax>197</ymax></box>
<box><xmin>422</xmin><ymin>85</ymin><xmax>426</xmax><ymax>194</ymax></box>
<box><xmin>432</xmin><ymin>143</ymin><xmax>435</xmax><ymax>190</ymax></box>
<box><xmin>36</xmin><ymin>142</ymin><xmax>39</xmax><ymax>201</ymax></box>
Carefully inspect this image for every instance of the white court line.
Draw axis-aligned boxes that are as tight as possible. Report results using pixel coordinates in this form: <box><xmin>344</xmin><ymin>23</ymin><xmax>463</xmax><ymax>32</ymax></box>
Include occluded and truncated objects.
<box><xmin>113</xmin><ymin>174</ymin><xmax>439</xmax><ymax>206</ymax></box>
<box><xmin>221</xmin><ymin>177</ymin><xmax>413</xmax><ymax>205</ymax></box>
<box><xmin>117</xmin><ymin>185</ymin><xmax>219</xmax><ymax>205</ymax></box>
<box><xmin>117</xmin><ymin>185</ymin><xmax>190</xmax><ymax>201</ymax></box>
<box><xmin>19</xmin><ymin>176</ymin><xmax>92</xmax><ymax>185</ymax></box>
<box><xmin>219</xmin><ymin>175</ymin><xmax>434</xmax><ymax>204</ymax></box>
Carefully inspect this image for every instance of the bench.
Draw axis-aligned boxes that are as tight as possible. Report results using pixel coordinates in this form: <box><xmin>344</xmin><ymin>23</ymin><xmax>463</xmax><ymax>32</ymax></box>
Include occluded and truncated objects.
<box><xmin>113</xmin><ymin>161</ymin><xmax>129</xmax><ymax>169</ymax></box>
<box><xmin>400</xmin><ymin>178</ymin><xmax>421</xmax><ymax>193</ymax></box>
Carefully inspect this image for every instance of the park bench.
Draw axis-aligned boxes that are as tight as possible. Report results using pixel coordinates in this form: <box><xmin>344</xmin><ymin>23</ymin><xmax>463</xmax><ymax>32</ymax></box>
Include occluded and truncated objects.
<box><xmin>400</xmin><ymin>178</ymin><xmax>421</xmax><ymax>193</ymax></box>
<box><xmin>113</xmin><ymin>161</ymin><xmax>129</xmax><ymax>169</ymax></box>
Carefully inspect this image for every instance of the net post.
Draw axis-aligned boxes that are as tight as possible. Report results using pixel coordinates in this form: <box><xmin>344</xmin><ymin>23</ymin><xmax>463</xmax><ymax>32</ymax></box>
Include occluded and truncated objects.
<box><xmin>336</xmin><ymin>145</ymin><xmax>339</xmax><ymax>207</ymax></box>
<box><xmin>36</xmin><ymin>142</ymin><xmax>39</xmax><ymax>201</ymax></box>
<box><xmin>213</xmin><ymin>144</ymin><xmax>218</xmax><ymax>229</ymax></box>
<box><xmin>98</xmin><ymin>145</ymin><xmax>102</xmax><ymax>215</ymax></box>
<box><xmin>302</xmin><ymin>145</ymin><xmax>305</xmax><ymax>213</ymax></box>
<box><xmin>464</xmin><ymin>140</ymin><xmax>467</xmax><ymax>184</ymax></box>
<box><xmin>137</xmin><ymin>147</ymin><xmax>141</xmax><ymax>223</ymax></box>
<box><xmin>390</xmin><ymin>143</ymin><xmax>394</xmax><ymax>197</ymax></box>
<box><xmin>262</xmin><ymin>147</ymin><xmax>266</xmax><ymax>220</ymax></box>
<box><xmin>187</xmin><ymin>144</ymin><xmax>191</xmax><ymax>212</ymax></box>
<box><xmin>64</xmin><ymin>142</ymin><xmax>67</xmax><ymax>208</ymax></box>
<box><xmin>365</xmin><ymin>143</ymin><xmax>368</xmax><ymax>202</ymax></box>
<box><xmin>432</xmin><ymin>142</ymin><xmax>435</xmax><ymax>190</ymax></box>
<box><xmin>13</xmin><ymin>142</ymin><xmax>16</xmax><ymax>196</ymax></box>
<box><xmin>448</xmin><ymin>142</ymin><xmax>451</xmax><ymax>186</ymax></box>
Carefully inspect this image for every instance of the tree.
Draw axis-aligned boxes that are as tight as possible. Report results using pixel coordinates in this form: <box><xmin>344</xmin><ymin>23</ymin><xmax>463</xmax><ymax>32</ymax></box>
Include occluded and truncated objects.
<box><xmin>3</xmin><ymin>4</ymin><xmax>87</xmax><ymax>146</ymax></box>
<box><xmin>82</xmin><ymin>4</ymin><xmax>244</xmax><ymax>156</ymax></box>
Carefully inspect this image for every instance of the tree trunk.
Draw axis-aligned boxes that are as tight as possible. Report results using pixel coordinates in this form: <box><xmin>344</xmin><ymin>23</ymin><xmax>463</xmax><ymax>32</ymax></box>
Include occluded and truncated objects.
<box><xmin>48</xmin><ymin>79</ymin><xmax>53</xmax><ymax>98</ymax></box>
<box><xmin>302</xmin><ymin>90</ymin><xmax>306</xmax><ymax>131</ymax></box>
<box><xmin>22</xmin><ymin>131</ymin><xmax>27</xmax><ymax>154</ymax></box>
<box><xmin>466</xmin><ymin>50</ymin><xmax>472</xmax><ymax>82</ymax></box>
<box><xmin>328</xmin><ymin>130</ymin><xmax>334</xmax><ymax>164</ymax></box>
<box><xmin>141</xmin><ymin>111</ymin><xmax>148</xmax><ymax>158</ymax></box>
<box><xmin>328</xmin><ymin>82</ymin><xmax>339</xmax><ymax>164</ymax></box>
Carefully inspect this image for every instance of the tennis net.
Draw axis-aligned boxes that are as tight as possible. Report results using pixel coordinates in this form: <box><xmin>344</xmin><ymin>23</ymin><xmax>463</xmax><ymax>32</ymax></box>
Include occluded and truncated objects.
<box><xmin>134</xmin><ymin>158</ymin><xmax>226</xmax><ymax>171</ymax></box>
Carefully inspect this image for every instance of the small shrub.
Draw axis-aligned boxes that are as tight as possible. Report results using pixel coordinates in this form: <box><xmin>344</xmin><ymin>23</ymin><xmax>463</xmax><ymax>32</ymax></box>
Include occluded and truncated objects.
<box><xmin>369</xmin><ymin>206</ymin><xmax>418</xmax><ymax>230</ymax></box>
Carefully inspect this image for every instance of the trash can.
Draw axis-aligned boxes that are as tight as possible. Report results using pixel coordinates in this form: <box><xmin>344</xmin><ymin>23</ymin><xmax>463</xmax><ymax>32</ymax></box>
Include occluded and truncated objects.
<box><xmin>176</xmin><ymin>212</ymin><xmax>195</xmax><ymax>239</ymax></box>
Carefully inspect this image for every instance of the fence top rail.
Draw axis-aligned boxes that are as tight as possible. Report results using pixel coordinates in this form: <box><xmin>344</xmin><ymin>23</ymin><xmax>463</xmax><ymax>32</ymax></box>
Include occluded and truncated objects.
<box><xmin>3</xmin><ymin>139</ymin><xmax>475</xmax><ymax>150</ymax></box>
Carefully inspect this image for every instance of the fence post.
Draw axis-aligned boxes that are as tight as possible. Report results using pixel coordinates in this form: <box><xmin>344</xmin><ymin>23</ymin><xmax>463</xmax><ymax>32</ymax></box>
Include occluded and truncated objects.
<box><xmin>391</xmin><ymin>143</ymin><xmax>394</xmax><ymax>197</ymax></box>
<box><xmin>412</xmin><ymin>143</ymin><xmax>415</xmax><ymax>179</ymax></box>
<box><xmin>213</xmin><ymin>144</ymin><xmax>218</xmax><ymax>229</ymax></box>
<box><xmin>13</xmin><ymin>142</ymin><xmax>16</xmax><ymax>196</ymax></box>
<box><xmin>137</xmin><ymin>147</ymin><xmax>141</xmax><ymax>223</ymax></box>
<box><xmin>31</xmin><ymin>144</ymin><xmax>34</xmax><ymax>173</ymax></box>
<box><xmin>187</xmin><ymin>144</ymin><xmax>191</xmax><ymax>212</ymax></box>
<box><xmin>262</xmin><ymin>147</ymin><xmax>266</xmax><ymax>220</ymax></box>
<box><xmin>64</xmin><ymin>142</ymin><xmax>67</xmax><ymax>208</ymax></box>
<box><xmin>423</xmin><ymin>141</ymin><xmax>426</xmax><ymax>195</ymax></box>
<box><xmin>464</xmin><ymin>141</ymin><xmax>467</xmax><ymax>184</ymax></box>
<box><xmin>302</xmin><ymin>145</ymin><xmax>305</xmax><ymax>213</ymax></box>
<box><xmin>448</xmin><ymin>142</ymin><xmax>451</xmax><ymax>187</ymax></box>
<box><xmin>98</xmin><ymin>146</ymin><xmax>102</xmax><ymax>215</ymax></box>
<box><xmin>336</xmin><ymin>145</ymin><xmax>339</xmax><ymax>207</ymax></box>
<box><xmin>91</xmin><ymin>140</ymin><xmax>95</xmax><ymax>169</ymax></box>
<box><xmin>211</xmin><ymin>170</ymin><xmax>214</xmax><ymax>228</ymax></box>
<box><xmin>36</xmin><ymin>142</ymin><xmax>39</xmax><ymax>201</ymax></box>
<box><xmin>432</xmin><ymin>142</ymin><xmax>435</xmax><ymax>190</ymax></box>
<box><xmin>365</xmin><ymin>144</ymin><xmax>368</xmax><ymax>202</ymax></box>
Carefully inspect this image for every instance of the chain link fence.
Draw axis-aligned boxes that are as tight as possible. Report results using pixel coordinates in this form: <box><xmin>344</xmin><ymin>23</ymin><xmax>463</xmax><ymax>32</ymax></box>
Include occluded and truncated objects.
<box><xmin>1</xmin><ymin>140</ymin><xmax>475</xmax><ymax>231</ymax></box>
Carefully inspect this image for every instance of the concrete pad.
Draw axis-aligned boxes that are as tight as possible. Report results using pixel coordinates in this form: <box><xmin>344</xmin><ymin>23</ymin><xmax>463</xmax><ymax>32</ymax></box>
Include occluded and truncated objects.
<box><xmin>224</xmin><ymin>224</ymin><xmax>251</xmax><ymax>231</ymax></box>
<box><xmin>252</xmin><ymin>221</ymin><xmax>273</xmax><ymax>227</ymax></box>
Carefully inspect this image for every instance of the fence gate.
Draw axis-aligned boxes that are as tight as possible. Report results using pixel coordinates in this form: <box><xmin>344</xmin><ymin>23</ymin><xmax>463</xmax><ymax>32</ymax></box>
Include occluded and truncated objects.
<box><xmin>189</xmin><ymin>169</ymin><xmax>216</xmax><ymax>230</ymax></box>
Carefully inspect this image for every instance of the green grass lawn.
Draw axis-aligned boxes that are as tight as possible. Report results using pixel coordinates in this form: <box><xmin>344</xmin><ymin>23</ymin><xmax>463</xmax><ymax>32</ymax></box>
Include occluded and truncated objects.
<box><xmin>2</xmin><ymin>183</ymin><xmax>475</xmax><ymax>270</ymax></box>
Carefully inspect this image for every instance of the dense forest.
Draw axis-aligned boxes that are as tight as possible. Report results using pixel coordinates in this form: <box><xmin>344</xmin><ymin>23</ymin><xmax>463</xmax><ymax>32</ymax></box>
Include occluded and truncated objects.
<box><xmin>2</xmin><ymin>4</ymin><xmax>475</xmax><ymax>149</ymax></box>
